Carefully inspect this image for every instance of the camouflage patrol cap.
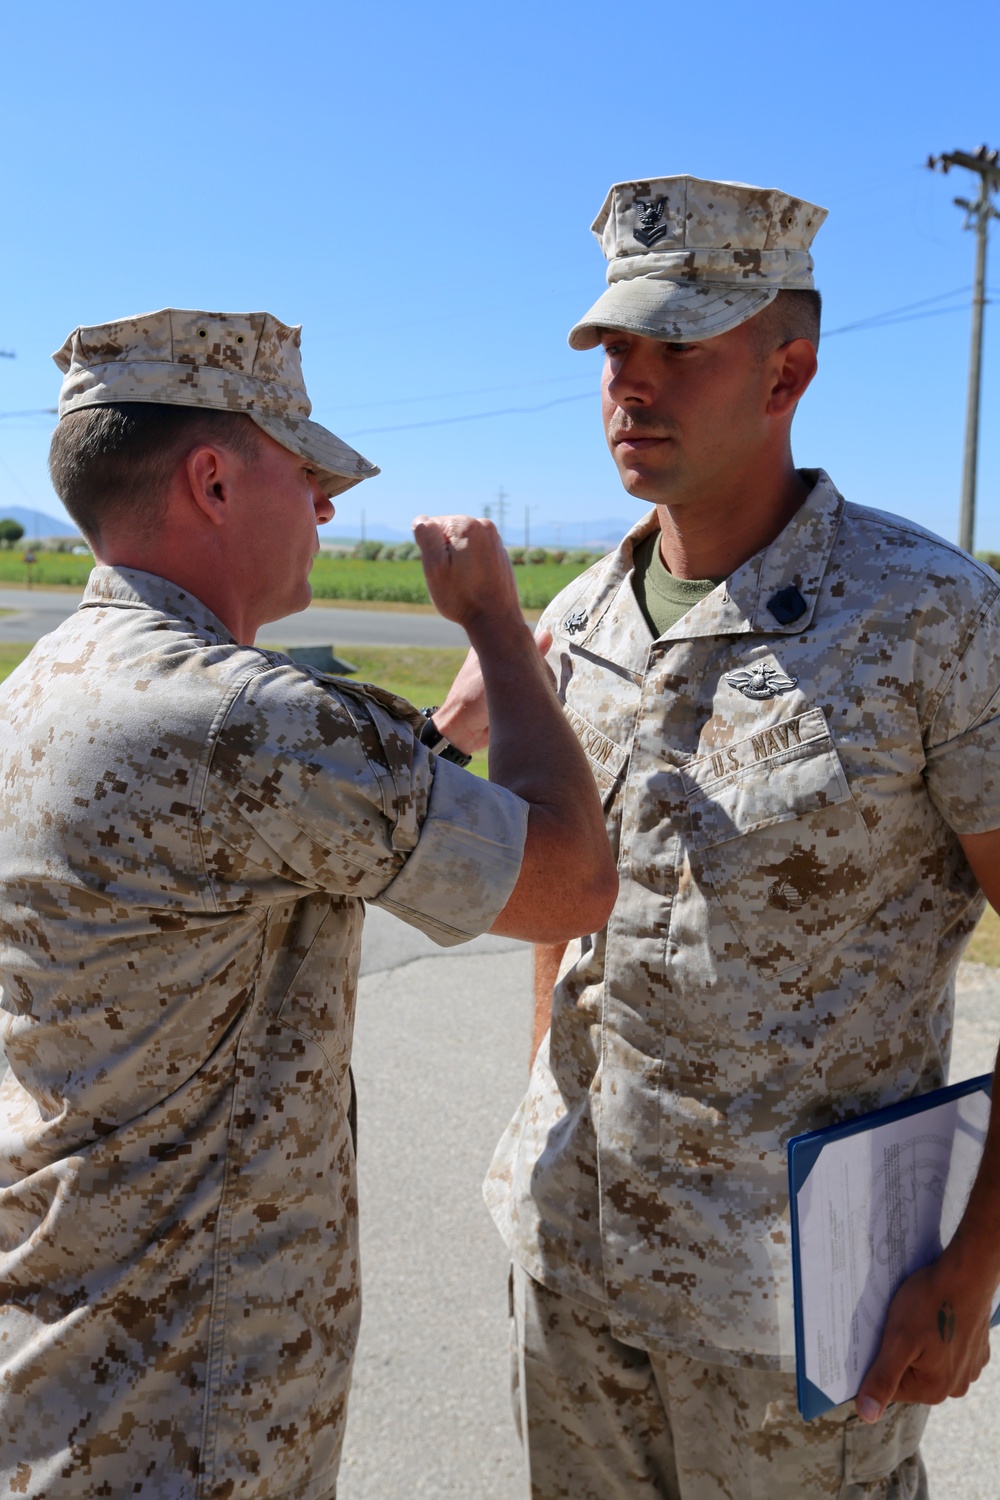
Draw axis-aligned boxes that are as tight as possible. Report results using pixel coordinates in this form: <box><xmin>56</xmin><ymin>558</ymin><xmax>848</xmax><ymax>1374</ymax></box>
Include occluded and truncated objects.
<box><xmin>52</xmin><ymin>308</ymin><xmax>379</xmax><ymax>498</ymax></box>
<box><xmin>568</xmin><ymin>175</ymin><xmax>827</xmax><ymax>350</ymax></box>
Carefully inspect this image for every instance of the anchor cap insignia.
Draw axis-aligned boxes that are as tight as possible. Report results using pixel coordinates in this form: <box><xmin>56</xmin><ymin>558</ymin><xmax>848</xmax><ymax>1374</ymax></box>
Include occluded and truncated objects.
<box><xmin>633</xmin><ymin>197</ymin><xmax>668</xmax><ymax>248</ymax></box>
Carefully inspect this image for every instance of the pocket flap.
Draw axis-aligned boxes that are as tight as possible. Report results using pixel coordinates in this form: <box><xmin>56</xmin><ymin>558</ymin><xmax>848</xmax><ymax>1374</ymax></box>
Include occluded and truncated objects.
<box><xmin>684</xmin><ymin>708</ymin><xmax>850</xmax><ymax>849</ymax></box>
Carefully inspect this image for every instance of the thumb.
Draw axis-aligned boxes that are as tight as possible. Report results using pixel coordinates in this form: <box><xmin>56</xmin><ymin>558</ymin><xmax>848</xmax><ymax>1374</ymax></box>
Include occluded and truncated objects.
<box><xmin>856</xmin><ymin>1335</ymin><xmax>910</xmax><ymax>1423</ymax></box>
<box><xmin>412</xmin><ymin>516</ymin><xmax>447</xmax><ymax>570</ymax></box>
<box><xmin>534</xmin><ymin>627</ymin><xmax>553</xmax><ymax>657</ymax></box>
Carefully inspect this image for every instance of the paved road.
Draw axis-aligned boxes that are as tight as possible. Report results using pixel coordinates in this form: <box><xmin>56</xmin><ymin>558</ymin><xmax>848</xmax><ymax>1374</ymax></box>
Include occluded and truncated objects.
<box><xmin>0</xmin><ymin>585</ymin><xmax>467</xmax><ymax>649</ymax></box>
<box><xmin>342</xmin><ymin>906</ymin><xmax>1000</xmax><ymax>1498</ymax></box>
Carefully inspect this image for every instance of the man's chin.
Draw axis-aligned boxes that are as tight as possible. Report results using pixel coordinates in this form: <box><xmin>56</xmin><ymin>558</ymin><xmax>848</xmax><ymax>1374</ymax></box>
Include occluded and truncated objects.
<box><xmin>262</xmin><ymin>582</ymin><xmax>313</xmax><ymax>629</ymax></box>
<box><xmin>616</xmin><ymin>465</ymin><xmax>670</xmax><ymax>504</ymax></box>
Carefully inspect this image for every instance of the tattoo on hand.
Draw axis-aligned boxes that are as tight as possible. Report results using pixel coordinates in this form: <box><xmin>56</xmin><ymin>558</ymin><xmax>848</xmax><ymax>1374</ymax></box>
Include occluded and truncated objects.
<box><xmin>937</xmin><ymin>1301</ymin><xmax>956</xmax><ymax>1343</ymax></box>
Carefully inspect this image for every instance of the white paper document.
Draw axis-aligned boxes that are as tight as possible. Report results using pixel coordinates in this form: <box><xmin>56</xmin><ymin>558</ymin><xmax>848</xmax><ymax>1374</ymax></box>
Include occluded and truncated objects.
<box><xmin>789</xmin><ymin>1077</ymin><xmax>999</xmax><ymax>1417</ymax></box>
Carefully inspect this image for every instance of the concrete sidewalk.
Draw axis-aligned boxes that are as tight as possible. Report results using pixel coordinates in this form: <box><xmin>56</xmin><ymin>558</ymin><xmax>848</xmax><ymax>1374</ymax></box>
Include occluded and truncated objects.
<box><xmin>340</xmin><ymin>908</ymin><xmax>1000</xmax><ymax>1498</ymax></box>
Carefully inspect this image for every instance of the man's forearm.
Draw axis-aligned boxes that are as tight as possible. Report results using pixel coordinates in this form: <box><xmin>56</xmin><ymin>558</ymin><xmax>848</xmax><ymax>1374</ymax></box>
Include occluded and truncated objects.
<box><xmin>465</xmin><ymin>612</ymin><xmax>615</xmax><ymax>941</ymax></box>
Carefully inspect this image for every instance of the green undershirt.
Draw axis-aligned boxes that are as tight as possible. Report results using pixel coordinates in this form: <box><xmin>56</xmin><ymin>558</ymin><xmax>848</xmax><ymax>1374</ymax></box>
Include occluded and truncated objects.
<box><xmin>631</xmin><ymin>531</ymin><xmax>725</xmax><ymax>638</ymax></box>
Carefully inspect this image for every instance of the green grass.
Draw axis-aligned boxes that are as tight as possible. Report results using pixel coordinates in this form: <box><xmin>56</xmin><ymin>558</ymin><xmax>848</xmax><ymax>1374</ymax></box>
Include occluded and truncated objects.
<box><xmin>264</xmin><ymin>642</ymin><xmax>488</xmax><ymax>778</ymax></box>
<box><xmin>966</xmin><ymin>904</ymin><xmax>1000</xmax><ymax>967</ymax></box>
<box><xmin>0</xmin><ymin>644</ymin><xmax>31</xmax><ymax>682</ymax></box>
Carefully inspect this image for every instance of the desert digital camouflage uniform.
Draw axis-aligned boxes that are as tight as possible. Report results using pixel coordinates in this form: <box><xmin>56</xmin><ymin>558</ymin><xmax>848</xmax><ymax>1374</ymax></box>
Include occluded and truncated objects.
<box><xmin>0</xmin><ymin>567</ymin><xmax>526</xmax><ymax>1500</ymax></box>
<box><xmin>486</xmin><ymin>469</ymin><xmax>1000</xmax><ymax>1376</ymax></box>
<box><xmin>509</xmin><ymin>1262</ymin><xmax>928</xmax><ymax>1500</ymax></box>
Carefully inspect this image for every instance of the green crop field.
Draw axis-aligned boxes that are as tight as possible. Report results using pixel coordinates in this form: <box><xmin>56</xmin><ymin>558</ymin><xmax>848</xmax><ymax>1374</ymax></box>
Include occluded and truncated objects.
<box><xmin>0</xmin><ymin>552</ymin><xmax>94</xmax><ymax>587</ymax></box>
<box><xmin>0</xmin><ymin>550</ymin><xmax>598</xmax><ymax>611</ymax></box>
<box><xmin>306</xmin><ymin>554</ymin><xmax>592</xmax><ymax>611</ymax></box>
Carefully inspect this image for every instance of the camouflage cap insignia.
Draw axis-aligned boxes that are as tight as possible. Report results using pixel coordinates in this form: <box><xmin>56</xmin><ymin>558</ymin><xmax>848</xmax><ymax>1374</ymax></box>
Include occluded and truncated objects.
<box><xmin>724</xmin><ymin>664</ymin><xmax>798</xmax><ymax>700</ymax></box>
<box><xmin>564</xmin><ymin>609</ymin><xmax>589</xmax><ymax>635</ymax></box>
<box><xmin>634</xmin><ymin>197</ymin><xmax>668</xmax><ymax>248</ymax></box>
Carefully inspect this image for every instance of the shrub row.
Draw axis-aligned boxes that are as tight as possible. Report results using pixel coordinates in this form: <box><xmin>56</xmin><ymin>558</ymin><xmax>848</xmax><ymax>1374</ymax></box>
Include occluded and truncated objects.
<box><xmin>350</xmin><ymin>540</ymin><xmax>601</xmax><ymax>567</ymax></box>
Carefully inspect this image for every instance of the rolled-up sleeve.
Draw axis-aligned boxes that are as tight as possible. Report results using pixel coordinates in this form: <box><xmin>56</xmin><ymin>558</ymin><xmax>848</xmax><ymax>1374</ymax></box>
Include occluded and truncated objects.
<box><xmin>371</xmin><ymin>754</ymin><xmax>527</xmax><ymax>944</ymax></box>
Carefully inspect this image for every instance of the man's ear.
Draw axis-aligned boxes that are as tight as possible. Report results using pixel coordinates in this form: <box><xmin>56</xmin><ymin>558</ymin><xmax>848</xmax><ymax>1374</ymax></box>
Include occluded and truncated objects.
<box><xmin>184</xmin><ymin>445</ymin><xmax>234</xmax><ymax>527</ymax></box>
<box><xmin>767</xmin><ymin>338</ymin><xmax>818</xmax><ymax>418</ymax></box>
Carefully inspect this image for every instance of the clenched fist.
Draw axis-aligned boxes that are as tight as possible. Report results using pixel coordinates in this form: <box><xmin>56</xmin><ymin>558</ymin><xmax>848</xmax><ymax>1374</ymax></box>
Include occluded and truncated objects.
<box><xmin>412</xmin><ymin>515</ymin><xmax>521</xmax><ymax>632</ymax></box>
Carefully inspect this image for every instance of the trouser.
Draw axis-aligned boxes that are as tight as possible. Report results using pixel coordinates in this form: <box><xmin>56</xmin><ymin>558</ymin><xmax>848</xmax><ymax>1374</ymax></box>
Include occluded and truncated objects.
<box><xmin>510</xmin><ymin>1263</ymin><xmax>929</xmax><ymax>1500</ymax></box>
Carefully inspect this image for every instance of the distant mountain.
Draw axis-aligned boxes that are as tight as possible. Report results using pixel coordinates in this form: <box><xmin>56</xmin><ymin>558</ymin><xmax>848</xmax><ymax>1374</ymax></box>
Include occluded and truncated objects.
<box><xmin>0</xmin><ymin>505</ymin><xmax>79</xmax><ymax>539</ymax></box>
<box><xmin>519</xmin><ymin>518</ymin><xmax>631</xmax><ymax>549</ymax></box>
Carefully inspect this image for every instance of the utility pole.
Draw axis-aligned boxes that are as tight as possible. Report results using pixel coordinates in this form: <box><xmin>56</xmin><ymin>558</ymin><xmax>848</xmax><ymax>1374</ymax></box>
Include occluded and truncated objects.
<box><xmin>927</xmin><ymin>145</ymin><xmax>1000</xmax><ymax>553</ymax></box>
<box><xmin>494</xmin><ymin>486</ymin><xmax>508</xmax><ymax>542</ymax></box>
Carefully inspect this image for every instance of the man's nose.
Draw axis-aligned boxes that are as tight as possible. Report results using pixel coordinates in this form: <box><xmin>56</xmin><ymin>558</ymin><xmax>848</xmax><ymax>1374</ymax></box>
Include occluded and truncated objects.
<box><xmin>605</xmin><ymin>347</ymin><xmax>657</xmax><ymax>406</ymax></box>
<box><xmin>313</xmin><ymin>487</ymin><xmax>335</xmax><ymax>526</ymax></box>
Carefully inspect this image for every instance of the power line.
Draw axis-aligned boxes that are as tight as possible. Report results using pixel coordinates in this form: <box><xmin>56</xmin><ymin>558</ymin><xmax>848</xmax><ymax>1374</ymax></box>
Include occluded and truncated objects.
<box><xmin>319</xmin><ymin>371</ymin><xmax>593</xmax><ymax>416</ymax></box>
<box><xmin>823</xmin><ymin>286</ymin><xmax>973</xmax><ymax>337</ymax></box>
<box><xmin>343</xmin><ymin>389</ymin><xmax>594</xmax><ymax>437</ymax></box>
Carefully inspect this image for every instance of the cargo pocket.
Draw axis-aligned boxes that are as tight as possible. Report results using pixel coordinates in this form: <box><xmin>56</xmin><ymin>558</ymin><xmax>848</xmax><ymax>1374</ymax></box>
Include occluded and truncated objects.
<box><xmin>683</xmin><ymin>708</ymin><xmax>881</xmax><ymax>975</ymax></box>
<box><xmin>841</xmin><ymin>1403</ymin><xmax>928</xmax><ymax>1498</ymax></box>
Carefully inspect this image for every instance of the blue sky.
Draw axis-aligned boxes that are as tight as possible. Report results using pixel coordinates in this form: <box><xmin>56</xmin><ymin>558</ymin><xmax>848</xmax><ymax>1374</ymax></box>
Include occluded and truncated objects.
<box><xmin>0</xmin><ymin>0</ymin><xmax>997</xmax><ymax>549</ymax></box>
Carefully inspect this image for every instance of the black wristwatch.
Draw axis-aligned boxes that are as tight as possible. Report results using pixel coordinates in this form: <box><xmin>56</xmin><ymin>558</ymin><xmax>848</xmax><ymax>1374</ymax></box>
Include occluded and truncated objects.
<box><xmin>419</xmin><ymin>708</ymin><xmax>473</xmax><ymax>767</ymax></box>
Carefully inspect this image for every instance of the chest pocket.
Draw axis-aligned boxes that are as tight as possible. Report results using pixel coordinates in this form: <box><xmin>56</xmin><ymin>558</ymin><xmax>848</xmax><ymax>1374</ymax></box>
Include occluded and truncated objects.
<box><xmin>682</xmin><ymin>708</ymin><xmax>880</xmax><ymax>975</ymax></box>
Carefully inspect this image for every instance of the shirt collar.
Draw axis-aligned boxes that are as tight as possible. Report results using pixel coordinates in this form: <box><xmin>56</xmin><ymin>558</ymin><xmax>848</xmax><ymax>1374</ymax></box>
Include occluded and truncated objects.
<box><xmin>567</xmin><ymin>470</ymin><xmax>844</xmax><ymax>671</ymax></box>
<box><xmin>81</xmin><ymin>566</ymin><xmax>237</xmax><ymax>644</ymax></box>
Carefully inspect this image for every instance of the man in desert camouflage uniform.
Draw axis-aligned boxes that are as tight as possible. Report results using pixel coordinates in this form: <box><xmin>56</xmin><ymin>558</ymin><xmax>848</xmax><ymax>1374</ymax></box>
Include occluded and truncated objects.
<box><xmin>440</xmin><ymin>177</ymin><xmax>1000</xmax><ymax>1497</ymax></box>
<box><xmin>0</xmin><ymin>308</ymin><xmax>616</xmax><ymax>1499</ymax></box>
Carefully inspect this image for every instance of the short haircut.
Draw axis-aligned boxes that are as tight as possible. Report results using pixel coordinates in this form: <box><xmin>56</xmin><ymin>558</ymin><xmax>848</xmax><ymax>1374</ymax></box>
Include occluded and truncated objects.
<box><xmin>49</xmin><ymin>403</ymin><xmax>261</xmax><ymax>547</ymax></box>
<box><xmin>748</xmin><ymin>288</ymin><xmax>822</xmax><ymax>360</ymax></box>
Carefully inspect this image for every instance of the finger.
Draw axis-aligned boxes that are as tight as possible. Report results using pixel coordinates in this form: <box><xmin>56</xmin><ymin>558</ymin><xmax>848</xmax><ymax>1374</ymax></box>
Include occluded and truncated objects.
<box><xmin>412</xmin><ymin>516</ymin><xmax>448</xmax><ymax>570</ymax></box>
<box><xmin>856</xmin><ymin>1338</ymin><xmax>913</xmax><ymax>1423</ymax></box>
<box><xmin>534</xmin><ymin>628</ymin><xmax>553</xmax><ymax>656</ymax></box>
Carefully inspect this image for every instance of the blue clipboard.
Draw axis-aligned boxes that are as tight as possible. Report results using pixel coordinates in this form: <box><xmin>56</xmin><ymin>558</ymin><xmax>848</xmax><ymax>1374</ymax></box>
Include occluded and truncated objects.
<box><xmin>788</xmin><ymin>1072</ymin><xmax>997</xmax><ymax>1420</ymax></box>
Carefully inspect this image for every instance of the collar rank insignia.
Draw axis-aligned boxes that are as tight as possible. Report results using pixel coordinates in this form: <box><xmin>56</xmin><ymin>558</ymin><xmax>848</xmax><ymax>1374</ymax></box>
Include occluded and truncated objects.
<box><xmin>724</xmin><ymin>663</ymin><xmax>798</xmax><ymax>700</ymax></box>
<box><xmin>564</xmin><ymin>608</ymin><xmax>589</xmax><ymax>636</ymax></box>
<box><xmin>634</xmin><ymin>197</ymin><xmax>668</xmax><ymax>248</ymax></box>
<box><xmin>766</xmin><ymin>585</ymin><xmax>807</xmax><ymax>625</ymax></box>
